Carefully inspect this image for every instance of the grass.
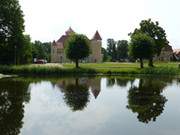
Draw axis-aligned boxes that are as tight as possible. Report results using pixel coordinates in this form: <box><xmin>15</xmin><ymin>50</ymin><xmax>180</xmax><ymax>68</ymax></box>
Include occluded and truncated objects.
<box><xmin>0</xmin><ymin>62</ymin><xmax>180</xmax><ymax>76</ymax></box>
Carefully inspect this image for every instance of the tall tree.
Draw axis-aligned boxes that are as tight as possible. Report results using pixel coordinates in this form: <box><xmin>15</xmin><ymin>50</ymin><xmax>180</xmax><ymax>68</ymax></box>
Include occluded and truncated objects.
<box><xmin>42</xmin><ymin>42</ymin><xmax>51</xmax><ymax>62</ymax></box>
<box><xmin>0</xmin><ymin>0</ymin><xmax>25</xmax><ymax>64</ymax></box>
<box><xmin>107</xmin><ymin>38</ymin><xmax>117</xmax><ymax>62</ymax></box>
<box><xmin>129</xmin><ymin>33</ymin><xmax>154</xmax><ymax>68</ymax></box>
<box><xmin>130</xmin><ymin>19</ymin><xmax>169</xmax><ymax>67</ymax></box>
<box><xmin>101</xmin><ymin>47</ymin><xmax>109</xmax><ymax>62</ymax></box>
<box><xmin>20</xmin><ymin>35</ymin><xmax>32</xmax><ymax>64</ymax></box>
<box><xmin>32</xmin><ymin>41</ymin><xmax>51</xmax><ymax>62</ymax></box>
<box><xmin>65</xmin><ymin>34</ymin><xmax>90</xmax><ymax>68</ymax></box>
<box><xmin>116</xmin><ymin>40</ymin><xmax>128</xmax><ymax>61</ymax></box>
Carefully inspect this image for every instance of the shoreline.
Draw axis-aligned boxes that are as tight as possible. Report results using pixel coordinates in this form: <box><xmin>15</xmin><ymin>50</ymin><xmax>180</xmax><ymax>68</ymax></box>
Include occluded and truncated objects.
<box><xmin>0</xmin><ymin>63</ymin><xmax>180</xmax><ymax>77</ymax></box>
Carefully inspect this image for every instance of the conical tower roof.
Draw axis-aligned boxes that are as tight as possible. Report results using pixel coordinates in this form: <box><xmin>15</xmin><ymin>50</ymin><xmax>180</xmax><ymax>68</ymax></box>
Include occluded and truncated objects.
<box><xmin>92</xmin><ymin>30</ymin><xmax>102</xmax><ymax>40</ymax></box>
<box><xmin>65</xmin><ymin>27</ymin><xmax>74</xmax><ymax>35</ymax></box>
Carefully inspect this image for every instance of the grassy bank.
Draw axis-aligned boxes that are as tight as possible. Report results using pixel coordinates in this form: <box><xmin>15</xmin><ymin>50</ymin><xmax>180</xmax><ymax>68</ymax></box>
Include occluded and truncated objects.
<box><xmin>0</xmin><ymin>62</ymin><xmax>180</xmax><ymax>76</ymax></box>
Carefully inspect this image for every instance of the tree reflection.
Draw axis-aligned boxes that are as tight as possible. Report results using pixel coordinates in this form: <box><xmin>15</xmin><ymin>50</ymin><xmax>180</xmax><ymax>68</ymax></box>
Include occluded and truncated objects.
<box><xmin>116</xmin><ymin>78</ymin><xmax>129</xmax><ymax>87</ymax></box>
<box><xmin>63</xmin><ymin>79</ymin><xmax>90</xmax><ymax>111</ymax></box>
<box><xmin>106</xmin><ymin>78</ymin><xmax>116</xmax><ymax>87</ymax></box>
<box><xmin>0</xmin><ymin>78</ymin><xmax>30</xmax><ymax>135</ymax></box>
<box><xmin>107</xmin><ymin>77</ymin><xmax>134</xmax><ymax>88</ymax></box>
<box><xmin>127</xmin><ymin>78</ymin><xmax>167</xmax><ymax>123</ymax></box>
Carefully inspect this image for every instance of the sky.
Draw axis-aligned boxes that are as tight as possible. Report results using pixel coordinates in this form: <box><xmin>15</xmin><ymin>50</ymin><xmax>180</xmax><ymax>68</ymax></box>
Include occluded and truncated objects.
<box><xmin>19</xmin><ymin>0</ymin><xmax>180</xmax><ymax>49</ymax></box>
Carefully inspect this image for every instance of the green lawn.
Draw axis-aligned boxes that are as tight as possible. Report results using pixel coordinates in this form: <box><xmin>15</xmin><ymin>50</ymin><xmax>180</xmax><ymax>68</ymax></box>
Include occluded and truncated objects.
<box><xmin>0</xmin><ymin>62</ymin><xmax>180</xmax><ymax>76</ymax></box>
<box><xmin>63</xmin><ymin>62</ymin><xmax>179</xmax><ymax>69</ymax></box>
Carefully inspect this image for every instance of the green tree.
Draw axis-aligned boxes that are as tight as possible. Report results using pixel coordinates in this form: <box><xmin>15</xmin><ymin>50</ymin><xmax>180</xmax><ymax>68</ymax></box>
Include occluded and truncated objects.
<box><xmin>116</xmin><ymin>40</ymin><xmax>128</xmax><ymax>61</ymax></box>
<box><xmin>42</xmin><ymin>42</ymin><xmax>51</xmax><ymax>62</ymax></box>
<box><xmin>129</xmin><ymin>33</ymin><xmax>154</xmax><ymax>68</ymax></box>
<box><xmin>107</xmin><ymin>38</ymin><xmax>117</xmax><ymax>62</ymax></box>
<box><xmin>32</xmin><ymin>41</ymin><xmax>46</xmax><ymax>59</ymax></box>
<box><xmin>32</xmin><ymin>41</ymin><xmax>51</xmax><ymax>62</ymax></box>
<box><xmin>0</xmin><ymin>0</ymin><xmax>25</xmax><ymax>64</ymax></box>
<box><xmin>101</xmin><ymin>47</ymin><xmax>109</xmax><ymax>62</ymax></box>
<box><xmin>131</xmin><ymin>19</ymin><xmax>168</xmax><ymax>67</ymax></box>
<box><xmin>20</xmin><ymin>35</ymin><xmax>32</xmax><ymax>64</ymax></box>
<box><xmin>65</xmin><ymin>34</ymin><xmax>90</xmax><ymax>68</ymax></box>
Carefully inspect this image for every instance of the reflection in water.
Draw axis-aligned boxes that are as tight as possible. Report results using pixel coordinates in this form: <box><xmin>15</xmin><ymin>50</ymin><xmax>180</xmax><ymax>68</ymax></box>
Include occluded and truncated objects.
<box><xmin>89</xmin><ymin>78</ymin><xmax>101</xmax><ymax>99</ymax></box>
<box><xmin>107</xmin><ymin>78</ymin><xmax>116</xmax><ymax>87</ymax></box>
<box><xmin>0</xmin><ymin>78</ymin><xmax>30</xmax><ymax>135</ymax></box>
<box><xmin>55</xmin><ymin>77</ymin><xmax>102</xmax><ymax>111</ymax></box>
<box><xmin>127</xmin><ymin>78</ymin><xmax>168</xmax><ymax>123</ymax></box>
<box><xmin>57</xmin><ymin>77</ymin><xmax>101</xmax><ymax>99</ymax></box>
<box><xmin>63</xmin><ymin>78</ymin><xmax>90</xmax><ymax>111</ymax></box>
<box><xmin>116</xmin><ymin>78</ymin><xmax>129</xmax><ymax>87</ymax></box>
<box><xmin>56</xmin><ymin>77</ymin><xmax>102</xmax><ymax>111</ymax></box>
<box><xmin>106</xmin><ymin>77</ymin><xmax>134</xmax><ymax>88</ymax></box>
<box><xmin>0</xmin><ymin>76</ymin><xmax>179</xmax><ymax>135</ymax></box>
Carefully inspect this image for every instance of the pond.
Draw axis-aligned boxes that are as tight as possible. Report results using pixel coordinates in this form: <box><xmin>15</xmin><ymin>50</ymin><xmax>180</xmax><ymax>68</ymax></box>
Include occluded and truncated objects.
<box><xmin>0</xmin><ymin>76</ymin><xmax>180</xmax><ymax>135</ymax></box>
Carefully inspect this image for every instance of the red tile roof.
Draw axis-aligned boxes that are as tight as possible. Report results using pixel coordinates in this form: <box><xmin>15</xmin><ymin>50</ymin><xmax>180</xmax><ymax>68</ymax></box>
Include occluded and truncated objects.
<box><xmin>66</xmin><ymin>27</ymin><xmax>74</xmax><ymax>35</ymax></box>
<box><xmin>57</xmin><ymin>35</ymin><xmax>68</xmax><ymax>43</ymax></box>
<box><xmin>92</xmin><ymin>30</ymin><xmax>102</xmax><ymax>40</ymax></box>
<box><xmin>53</xmin><ymin>28</ymin><xmax>102</xmax><ymax>48</ymax></box>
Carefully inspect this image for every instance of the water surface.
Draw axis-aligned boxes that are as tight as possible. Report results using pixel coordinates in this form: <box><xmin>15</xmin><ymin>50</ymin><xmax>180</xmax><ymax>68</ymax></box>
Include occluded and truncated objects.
<box><xmin>0</xmin><ymin>76</ymin><xmax>180</xmax><ymax>135</ymax></box>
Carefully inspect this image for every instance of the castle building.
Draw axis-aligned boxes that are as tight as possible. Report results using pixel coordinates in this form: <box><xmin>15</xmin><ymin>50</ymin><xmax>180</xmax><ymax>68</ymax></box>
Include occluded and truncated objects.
<box><xmin>51</xmin><ymin>27</ymin><xmax>103</xmax><ymax>63</ymax></box>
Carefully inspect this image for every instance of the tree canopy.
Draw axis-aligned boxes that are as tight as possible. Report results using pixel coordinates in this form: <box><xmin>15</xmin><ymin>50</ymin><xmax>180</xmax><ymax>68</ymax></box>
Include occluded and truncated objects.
<box><xmin>116</xmin><ymin>40</ymin><xmax>128</xmax><ymax>61</ymax></box>
<box><xmin>106</xmin><ymin>39</ymin><xmax>129</xmax><ymax>62</ymax></box>
<box><xmin>107</xmin><ymin>38</ymin><xmax>117</xmax><ymax>62</ymax></box>
<box><xmin>65</xmin><ymin>34</ymin><xmax>90</xmax><ymax>68</ymax></box>
<box><xmin>130</xmin><ymin>19</ymin><xmax>169</xmax><ymax>67</ymax></box>
<box><xmin>32</xmin><ymin>41</ymin><xmax>51</xmax><ymax>62</ymax></box>
<box><xmin>0</xmin><ymin>0</ymin><xmax>32</xmax><ymax>64</ymax></box>
<box><xmin>129</xmin><ymin>33</ymin><xmax>155</xmax><ymax>68</ymax></box>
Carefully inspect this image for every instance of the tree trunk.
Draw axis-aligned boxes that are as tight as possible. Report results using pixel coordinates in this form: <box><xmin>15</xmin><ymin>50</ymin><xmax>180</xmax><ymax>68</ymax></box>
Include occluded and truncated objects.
<box><xmin>148</xmin><ymin>57</ymin><xmax>154</xmax><ymax>67</ymax></box>
<box><xmin>75</xmin><ymin>59</ymin><xmax>79</xmax><ymax>68</ymax></box>
<box><xmin>140</xmin><ymin>58</ymin><xmax>144</xmax><ymax>68</ymax></box>
<box><xmin>75</xmin><ymin>78</ymin><xmax>79</xmax><ymax>86</ymax></box>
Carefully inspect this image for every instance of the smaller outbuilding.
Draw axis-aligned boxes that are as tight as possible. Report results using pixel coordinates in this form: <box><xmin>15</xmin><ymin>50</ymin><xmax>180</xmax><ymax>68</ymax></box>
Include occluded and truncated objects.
<box><xmin>173</xmin><ymin>49</ymin><xmax>180</xmax><ymax>61</ymax></box>
<box><xmin>154</xmin><ymin>44</ymin><xmax>174</xmax><ymax>61</ymax></box>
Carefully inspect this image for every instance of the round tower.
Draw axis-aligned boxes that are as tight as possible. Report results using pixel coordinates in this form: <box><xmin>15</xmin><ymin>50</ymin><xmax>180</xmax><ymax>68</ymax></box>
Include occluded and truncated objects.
<box><xmin>90</xmin><ymin>30</ymin><xmax>102</xmax><ymax>63</ymax></box>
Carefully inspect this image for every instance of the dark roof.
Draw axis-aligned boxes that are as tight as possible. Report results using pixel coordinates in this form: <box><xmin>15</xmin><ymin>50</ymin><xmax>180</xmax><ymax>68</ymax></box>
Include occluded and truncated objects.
<box><xmin>91</xmin><ymin>89</ymin><xmax>100</xmax><ymax>99</ymax></box>
<box><xmin>65</xmin><ymin>27</ymin><xmax>74</xmax><ymax>35</ymax></box>
<box><xmin>57</xmin><ymin>35</ymin><xmax>68</xmax><ymax>43</ymax></box>
<box><xmin>162</xmin><ymin>44</ymin><xmax>173</xmax><ymax>51</ymax></box>
<box><xmin>92</xmin><ymin>31</ymin><xmax>102</xmax><ymax>40</ymax></box>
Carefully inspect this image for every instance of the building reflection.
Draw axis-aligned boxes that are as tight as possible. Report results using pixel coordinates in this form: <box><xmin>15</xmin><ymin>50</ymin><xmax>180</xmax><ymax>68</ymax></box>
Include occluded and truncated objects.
<box><xmin>0</xmin><ymin>78</ymin><xmax>30</xmax><ymax>135</ymax></box>
<box><xmin>57</xmin><ymin>77</ymin><xmax>101</xmax><ymax>99</ymax></box>
<box><xmin>89</xmin><ymin>78</ymin><xmax>101</xmax><ymax>99</ymax></box>
<box><xmin>56</xmin><ymin>78</ymin><xmax>101</xmax><ymax>111</ymax></box>
<box><xmin>127</xmin><ymin>78</ymin><xmax>168</xmax><ymax>123</ymax></box>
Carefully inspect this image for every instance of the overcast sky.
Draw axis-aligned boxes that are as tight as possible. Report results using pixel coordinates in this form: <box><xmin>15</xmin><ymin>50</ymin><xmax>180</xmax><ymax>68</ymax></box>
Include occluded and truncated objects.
<box><xmin>19</xmin><ymin>0</ymin><xmax>180</xmax><ymax>48</ymax></box>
